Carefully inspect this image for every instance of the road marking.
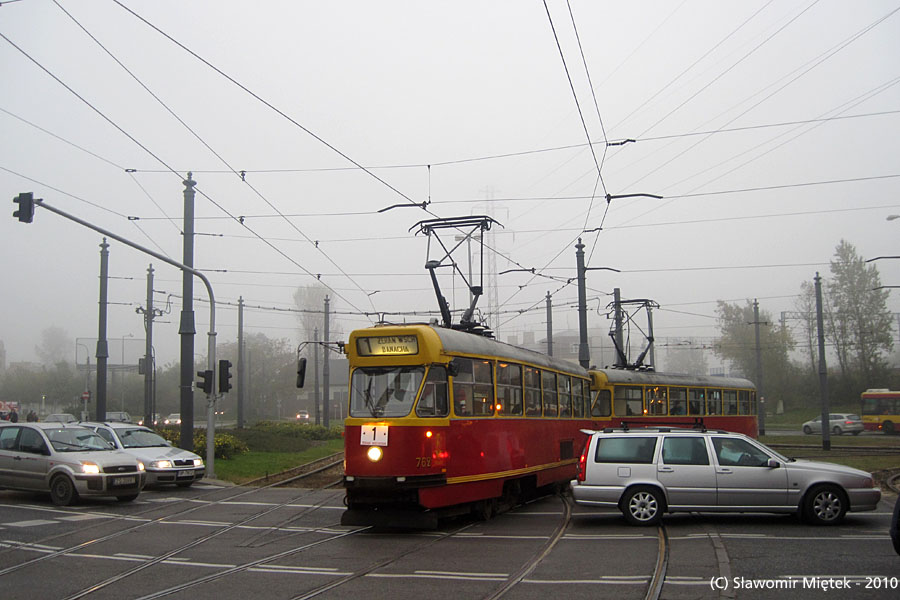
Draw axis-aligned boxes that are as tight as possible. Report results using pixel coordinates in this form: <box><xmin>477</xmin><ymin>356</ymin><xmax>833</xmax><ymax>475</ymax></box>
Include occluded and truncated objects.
<box><xmin>3</xmin><ymin>519</ymin><xmax>58</xmax><ymax>527</ymax></box>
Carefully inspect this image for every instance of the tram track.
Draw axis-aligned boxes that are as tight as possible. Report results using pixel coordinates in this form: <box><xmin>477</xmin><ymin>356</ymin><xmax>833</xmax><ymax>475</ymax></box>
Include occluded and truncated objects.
<box><xmin>0</xmin><ymin>464</ymin><xmax>342</xmax><ymax>582</ymax></box>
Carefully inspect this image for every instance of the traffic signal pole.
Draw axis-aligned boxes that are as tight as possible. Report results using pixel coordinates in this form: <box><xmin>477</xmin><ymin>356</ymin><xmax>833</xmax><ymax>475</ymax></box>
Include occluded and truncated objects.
<box><xmin>13</xmin><ymin>194</ymin><xmax>221</xmax><ymax>478</ymax></box>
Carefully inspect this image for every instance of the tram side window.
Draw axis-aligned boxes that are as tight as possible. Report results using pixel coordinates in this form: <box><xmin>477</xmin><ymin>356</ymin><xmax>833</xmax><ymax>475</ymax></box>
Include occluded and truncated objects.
<box><xmin>416</xmin><ymin>366</ymin><xmax>449</xmax><ymax>417</ymax></box>
<box><xmin>617</xmin><ymin>386</ymin><xmax>643</xmax><ymax>417</ymax></box>
<box><xmin>452</xmin><ymin>358</ymin><xmax>475</xmax><ymax>416</ymax></box>
<box><xmin>524</xmin><ymin>367</ymin><xmax>542</xmax><ymax>416</ymax></box>
<box><xmin>497</xmin><ymin>363</ymin><xmax>523</xmax><ymax>416</ymax></box>
<box><xmin>669</xmin><ymin>387</ymin><xmax>687</xmax><ymax>415</ymax></box>
<box><xmin>572</xmin><ymin>378</ymin><xmax>585</xmax><ymax>418</ymax></box>
<box><xmin>542</xmin><ymin>371</ymin><xmax>558</xmax><ymax>417</ymax></box>
<box><xmin>646</xmin><ymin>386</ymin><xmax>667</xmax><ymax>415</ymax></box>
<box><xmin>472</xmin><ymin>360</ymin><xmax>495</xmax><ymax>416</ymax></box>
<box><xmin>707</xmin><ymin>390</ymin><xmax>722</xmax><ymax>415</ymax></box>
<box><xmin>738</xmin><ymin>390</ymin><xmax>750</xmax><ymax>415</ymax></box>
<box><xmin>724</xmin><ymin>390</ymin><xmax>738</xmax><ymax>415</ymax></box>
<box><xmin>689</xmin><ymin>389</ymin><xmax>705</xmax><ymax>415</ymax></box>
<box><xmin>592</xmin><ymin>389</ymin><xmax>612</xmax><ymax>417</ymax></box>
<box><xmin>558</xmin><ymin>375</ymin><xmax>572</xmax><ymax>417</ymax></box>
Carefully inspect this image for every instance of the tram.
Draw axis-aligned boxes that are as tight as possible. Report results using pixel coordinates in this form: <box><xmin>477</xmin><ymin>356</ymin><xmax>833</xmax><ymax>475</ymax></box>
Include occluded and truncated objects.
<box><xmin>587</xmin><ymin>369</ymin><xmax>759</xmax><ymax>438</ymax></box>
<box><xmin>341</xmin><ymin>323</ymin><xmax>593</xmax><ymax>528</ymax></box>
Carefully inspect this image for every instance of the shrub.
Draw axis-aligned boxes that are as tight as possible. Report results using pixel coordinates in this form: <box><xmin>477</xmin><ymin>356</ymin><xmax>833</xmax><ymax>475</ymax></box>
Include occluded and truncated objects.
<box><xmin>157</xmin><ymin>427</ymin><xmax>249</xmax><ymax>460</ymax></box>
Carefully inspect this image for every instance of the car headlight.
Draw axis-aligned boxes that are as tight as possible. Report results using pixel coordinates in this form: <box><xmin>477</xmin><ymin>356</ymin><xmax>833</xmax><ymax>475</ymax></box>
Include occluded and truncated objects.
<box><xmin>193</xmin><ymin>459</ymin><xmax>204</xmax><ymax>467</ymax></box>
<box><xmin>82</xmin><ymin>462</ymin><xmax>100</xmax><ymax>475</ymax></box>
<box><xmin>138</xmin><ymin>461</ymin><xmax>145</xmax><ymax>472</ymax></box>
<box><xmin>151</xmin><ymin>460</ymin><xmax>173</xmax><ymax>469</ymax></box>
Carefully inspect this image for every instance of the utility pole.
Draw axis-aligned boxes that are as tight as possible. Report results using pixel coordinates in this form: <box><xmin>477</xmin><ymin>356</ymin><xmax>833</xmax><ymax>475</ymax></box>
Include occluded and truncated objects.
<box><xmin>815</xmin><ymin>273</ymin><xmax>831</xmax><ymax>451</ymax></box>
<box><xmin>237</xmin><ymin>296</ymin><xmax>245</xmax><ymax>429</ymax></box>
<box><xmin>613</xmin><ymin>288</ymin><xmax>624</xmax><ymax>367</ymax></box>
<box><xmin>575</xmin><ymin>239</ymin><xmax>590</xmax><ymax>368</ymax></box>
<box><xmin>313</xmin><ymin>327</ymin><xmax>320</xmax><ymax>425</ymax></box>
<box><xmin>179</xmin><ymin>174</ymin><xmax>197</xmax><ymax>450</ymax></box>
<box><xmin>136</xmin><ymin>264</ymin><xmax>162</xmax><ymax>427</ymax></box>
<box><xmin>96</xmin><ymin>238</ymin><xmax>110</xmax><ymax>421</ymax></box>
<box><xmin>546</xmin><ymin>291</ymin><xmax>553</xmax><ymax>356</ymax></box>
<box><xmin>323</xmin><ymin>295</ymin><xmax>331</xmax><ymax>428</ymax></box>
<box><xmin>752</xmin><ymin>299</ymin><xmax>767</xmax><ymax>436</ymax></box>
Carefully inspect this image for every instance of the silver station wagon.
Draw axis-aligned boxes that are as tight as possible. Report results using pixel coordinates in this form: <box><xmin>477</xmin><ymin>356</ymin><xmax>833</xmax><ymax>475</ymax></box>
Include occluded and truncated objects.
<box><xmin>571</xmin><ymin>427</ymin><xmax>881</xmax><ymax>526</ymax></box>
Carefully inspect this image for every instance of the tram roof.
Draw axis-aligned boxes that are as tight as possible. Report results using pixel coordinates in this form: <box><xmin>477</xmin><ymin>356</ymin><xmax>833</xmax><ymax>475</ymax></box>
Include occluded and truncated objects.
<box><xmin>423</xmin><ymin>325</ymin><xmax>588</xmax><ymax>377</ymax></box>
<box><xmin>592</xmin><ymin>368</ymin><xmax>755</xmax><ymax>390</ymax></box>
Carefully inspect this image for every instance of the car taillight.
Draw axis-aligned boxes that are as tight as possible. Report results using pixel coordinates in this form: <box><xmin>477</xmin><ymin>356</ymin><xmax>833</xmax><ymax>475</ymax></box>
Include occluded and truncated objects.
<box><xmin>577</xmin><ymin>442</ymin><xmax>589</xmax><ymax>482</ymax></box>
<box><xmin>845</xmin><ymin>421</ymin><xmax>853</xmax><ymax>425</ymax></box>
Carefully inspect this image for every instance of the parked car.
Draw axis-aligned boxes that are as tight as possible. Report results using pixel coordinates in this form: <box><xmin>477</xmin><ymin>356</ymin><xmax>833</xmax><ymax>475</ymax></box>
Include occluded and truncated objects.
<box><xmin>801</xmin><ymin>413</ymin><xmax>864</xmax><ymax>436</ymax></box>
<box><xmin>164</xmin><ymin>413</ymin><xmax>181</xmax><ymax>425</ymax></box>
<box><xmin>137</xmin><ymin>413</ymin><xmax>161</xmax><ymax>427</ymax></box>
<box><xmin>104</xmin><ymin>411</ymin><xmax>132</xmax><ymax>423</ymax></box>
<box><xmin>571</xmin><ymin>427</ymin><xmax>881</xmax><ymax>526</ymax></box>
<box><xmin>44</xmin><ymin>413</ymin><xmax>77</xmax><ymax>423</ymax></box>
<box><xmin>0</xmin><ymin>422</ymin><xmax>145</xmax><ymax>506</ymax></box>
<box><xmin>81</xmin><ymin>422</ymin><xmax>204</xmax><ymax>487</ymax></box>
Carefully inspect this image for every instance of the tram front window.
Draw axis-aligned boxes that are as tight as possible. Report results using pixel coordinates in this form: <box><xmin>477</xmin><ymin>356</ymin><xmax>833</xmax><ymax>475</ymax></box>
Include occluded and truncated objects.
<box><xmin>350</xmin><ymin>366</ymin><xmax>425</xmax><ymax>418</ymax></box>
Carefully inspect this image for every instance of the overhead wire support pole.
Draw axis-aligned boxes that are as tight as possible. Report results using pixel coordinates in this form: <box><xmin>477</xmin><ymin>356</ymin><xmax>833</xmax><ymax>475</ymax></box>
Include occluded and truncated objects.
<box><xmin>22</xmin><ymin>196</ymin><xmax>220</xmax><ymax>477</ymax></box>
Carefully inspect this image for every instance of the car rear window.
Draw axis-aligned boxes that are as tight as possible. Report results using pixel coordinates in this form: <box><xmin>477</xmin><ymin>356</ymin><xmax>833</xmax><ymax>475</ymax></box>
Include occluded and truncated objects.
<box><xmin>846</xmin><ymin>414</ymin><xmax>860</xmax><ymax>420</ymax></box>
<box><xmin>594</xmin><ymin>437</ymin><xmax>657</xmax><ymax>464</ymax></box>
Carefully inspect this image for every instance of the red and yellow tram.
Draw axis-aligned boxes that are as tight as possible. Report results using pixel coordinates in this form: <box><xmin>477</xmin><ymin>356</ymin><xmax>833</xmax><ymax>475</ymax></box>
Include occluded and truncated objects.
<box><xmin>342</xmin><ymin>323</ymin><xmax>592</xmax><ymax>527</ymax></box>
<box><xmin>340</xmin><ymin>323</ymin><xmax>758</xmax><ymax>527</ymax></box>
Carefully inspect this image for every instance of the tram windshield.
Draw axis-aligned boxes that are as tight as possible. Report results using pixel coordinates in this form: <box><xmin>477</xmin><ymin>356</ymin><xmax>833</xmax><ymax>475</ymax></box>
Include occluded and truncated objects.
<box><xmin>350</xmin><ymin>366</ymin><xmax>425</xmax><ymax>418</ymax></box>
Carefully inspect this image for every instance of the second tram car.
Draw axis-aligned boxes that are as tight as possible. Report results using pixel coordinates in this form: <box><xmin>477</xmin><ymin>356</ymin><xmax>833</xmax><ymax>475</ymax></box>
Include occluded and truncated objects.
<box><xmin>342</xmin><ymin>323</ymin><xmax>593</xmax><ymax>527</ymax></box>
<box><xmin>588</xmin><ymin>369</ymin><xmax>759</xmax><ymax>437</ymax></box>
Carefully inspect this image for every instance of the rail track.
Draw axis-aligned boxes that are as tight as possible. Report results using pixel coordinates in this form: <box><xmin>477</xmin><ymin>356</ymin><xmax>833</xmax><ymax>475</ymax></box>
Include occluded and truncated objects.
<box><xmin>241</xmin><ymin>452</ymin><xmax>344</xmax><ymax>488</ymax></box>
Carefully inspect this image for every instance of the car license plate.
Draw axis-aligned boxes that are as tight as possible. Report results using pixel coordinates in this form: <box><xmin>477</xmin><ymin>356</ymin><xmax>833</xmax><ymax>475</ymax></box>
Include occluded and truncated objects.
<box><xmin>111</xmin><ymin>475</ymin><xmax>136</xmax><ymax>487</ymax></box>
<box><xmin>176</xmin><ymin>469</ymin><xmax>194</xmax><ymax>479</ymax></box>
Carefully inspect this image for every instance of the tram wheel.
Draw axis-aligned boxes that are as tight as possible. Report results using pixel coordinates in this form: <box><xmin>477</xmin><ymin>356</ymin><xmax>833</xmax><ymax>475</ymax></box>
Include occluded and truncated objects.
<box><xmin>884</xmin><ymin>421</ymin><xmax>895</xmax><ymax>435</ymax></box>
<box><xmin>473</xmin><ymin>498</ymin><xmax>496</xmax><ymax>521</ymax></box>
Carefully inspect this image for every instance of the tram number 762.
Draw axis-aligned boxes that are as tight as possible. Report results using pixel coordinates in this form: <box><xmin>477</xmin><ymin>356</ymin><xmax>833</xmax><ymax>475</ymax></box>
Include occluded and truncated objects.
<box><xmin>415</xmin><ymin>457</ymin><xmax>432</xmax><ymax>468</ymax></box>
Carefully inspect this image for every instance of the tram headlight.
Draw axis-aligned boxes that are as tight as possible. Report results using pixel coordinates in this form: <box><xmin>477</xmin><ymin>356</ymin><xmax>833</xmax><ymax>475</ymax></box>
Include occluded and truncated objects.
<box><xmin>366</xmin><ymin>446</ymin><xmax>384</xmax><ymax>462</ymax></box>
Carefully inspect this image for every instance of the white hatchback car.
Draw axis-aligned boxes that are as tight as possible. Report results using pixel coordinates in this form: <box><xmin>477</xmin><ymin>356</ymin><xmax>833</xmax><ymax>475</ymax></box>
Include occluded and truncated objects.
<box><xmin>571</xmin><ymin>427</ymin><xmax>881</xmax><ymax>526</ymax></box>
<box><xmin>81</xmin><ymin>422</ymin><xmax>204</xmax><ymax>487</ymax></box>
<box><xmin>0</xmin><ymin>422</ymin><xmax>146</xmax><ymax>505</ymax></box>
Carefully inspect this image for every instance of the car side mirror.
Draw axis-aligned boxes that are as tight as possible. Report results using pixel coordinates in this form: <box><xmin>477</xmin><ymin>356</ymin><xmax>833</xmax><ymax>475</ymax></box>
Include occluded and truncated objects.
<box><xmin>766</xmin><ymin>458</ymin><xmax>780</xmax><ymax>468</ymax></box>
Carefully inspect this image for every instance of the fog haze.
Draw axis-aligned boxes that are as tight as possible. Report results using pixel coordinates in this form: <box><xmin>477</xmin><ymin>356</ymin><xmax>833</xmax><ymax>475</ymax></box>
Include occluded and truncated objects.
<box><xmin>2</xmin><ymin>1</ymin><xmax>899</xmax><ymax>371</ymax></box>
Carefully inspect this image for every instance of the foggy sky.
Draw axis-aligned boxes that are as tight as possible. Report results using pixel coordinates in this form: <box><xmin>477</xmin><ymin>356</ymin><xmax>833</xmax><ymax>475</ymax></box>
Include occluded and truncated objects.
<box><xmin>2</xmin><ymin>1</ymin><xmax>899</xmax><ymax>369</ymax></box>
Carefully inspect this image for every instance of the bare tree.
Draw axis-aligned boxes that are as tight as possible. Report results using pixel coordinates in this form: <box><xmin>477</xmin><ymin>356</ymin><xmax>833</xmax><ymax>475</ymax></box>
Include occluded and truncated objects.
<box><xmin>36</xmin><ymin>326</ymin><xmax>70</xmax><ymax>365</ymax></box>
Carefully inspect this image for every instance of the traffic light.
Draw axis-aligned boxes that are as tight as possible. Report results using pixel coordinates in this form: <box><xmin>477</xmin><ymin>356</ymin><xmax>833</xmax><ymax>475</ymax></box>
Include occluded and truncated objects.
<box><xmin>218</xmin><ymin>359</ymin><xmax>233</xmax><ymax>393</ymax></box>
<box><xmin>296</xmin><ymin>357</ymin><xmax>307</xmax><ymax>388</ymax></box>
<box><xmin>13</xmin><ymin>192</ymin><xmax>34</xmax><ymax>223</ymax></box>
<box><xmin>196</xmin><ymin>369</ymin><xmax>213</xmax><ymax>394</ymax></box>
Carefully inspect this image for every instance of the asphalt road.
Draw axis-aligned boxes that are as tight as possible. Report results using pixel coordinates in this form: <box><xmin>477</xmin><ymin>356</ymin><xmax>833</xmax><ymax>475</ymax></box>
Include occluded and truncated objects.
<box><xmin>0</xmin><ymin>482</ymin><xmax>896</xmax><ymax>599</ymax></box>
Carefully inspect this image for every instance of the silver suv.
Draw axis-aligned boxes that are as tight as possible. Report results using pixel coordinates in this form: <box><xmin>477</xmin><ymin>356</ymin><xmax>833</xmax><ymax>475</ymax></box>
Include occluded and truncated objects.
<box><xmin>571</xmin><ymin>427</ymin><xmax>881</xmax><ymax>526</ymax></box>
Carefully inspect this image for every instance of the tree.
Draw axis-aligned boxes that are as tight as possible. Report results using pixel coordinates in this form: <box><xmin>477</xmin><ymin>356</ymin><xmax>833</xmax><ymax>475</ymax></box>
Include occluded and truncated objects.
<box><xmin>293</xmin><ymin>285</ymin><xmax>341</xmax><ymax>344</ymax></box>
<box><xmin>663</xmin><ymin>344</ymin><xmax>709</xmax><ymax>376</ymax></box>
<box><xmin>36</xmin><ymin>326</ymin><xmax>70</xmax><ymax>365</ymax></box>
<box><xmin>826</xmin><ymin>240</ymin><xmax>894</xmax><ymax>386</ymax></box>
<box><xmin>714</xmin><ymin>300</ymin><xmax>800</xmax><ymax>409</ymax></box>
<box><xmin>215</xmin><ymin>333</ymin><xmax>296</xmax><ymax>422</ymax></box>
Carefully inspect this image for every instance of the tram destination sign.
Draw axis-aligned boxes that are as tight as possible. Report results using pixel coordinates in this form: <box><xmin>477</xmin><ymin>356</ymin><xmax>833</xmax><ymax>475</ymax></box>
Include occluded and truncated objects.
<box><xmin>356</xmin><ymin>335</ymin><xmax>419</xmax><ymax>356</ymax></box>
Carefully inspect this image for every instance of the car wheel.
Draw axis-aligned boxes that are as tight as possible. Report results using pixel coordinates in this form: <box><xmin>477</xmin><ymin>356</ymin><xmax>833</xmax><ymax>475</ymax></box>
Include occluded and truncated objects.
<box><xmin>832</xmin><ymin>426</ymin><xmax>842</xmax><ymax>436</ymax></box>
<box><xmin>803</xmin><ymin>484</ymin><xmax>847</xmax><ymax>525</ymax></box>
<box><xmin>175</xmin><ymin>481</ymin><xmax>193</xmax><ymax>488</ymax></box>
<box><xmin>116</xmin><ymin>493</ymin><xmax>139</xmax><ymax>502</ymax></box>
<box><xmin>802</xmin><ymin>425</ymin><xmax>812</xmax><ymax>435</ymax></box>
<box><xmin>621</xmin><ymin>486</ymin><xmax>663</xmax><ymax>526</ymax></box>
<box><xmin>852</xmin><ymin>431</ymin><xmax>861</xmax><ymax>436</ymax></box>
<box><xmin>50</xmin><ymin>474</ymin><xmax>78</xmax><ymax>507</ymax></box>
